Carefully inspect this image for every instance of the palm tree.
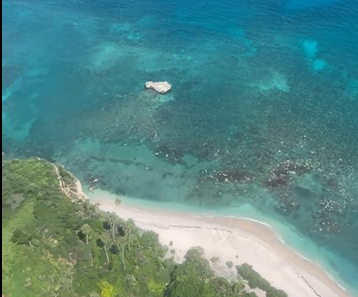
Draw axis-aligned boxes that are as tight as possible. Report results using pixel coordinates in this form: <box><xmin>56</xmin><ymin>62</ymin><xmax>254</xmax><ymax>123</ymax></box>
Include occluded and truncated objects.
<box><xmin>113</xmin><ymin>197</ymin><xmax>121</xmax><ymax>213</ymax></box>
<box><xmin>126</xmin><ymin>219</ymin><xmax>135</xmax><ymax>252</ymax></box>
<box><xmin>100</xmin><ymin>233</ymin><xmax>110</xmax><ymax>263</ymax></box>
<box><xmin>81</xmin><ymin>200</ymin><xmax>93</xmax><ymax>218</ymax></box>
<box><xmin>116</xmin><ymin>236</ymin><xmax>127</xmax><ymax>269</ymax></box>
<box><xmin>107</xmin><ymin>197</ymin><xmax>122</xmax><ymax>242</ymax></box>
<box><xmin>109</xmin><ymin>212</ymin><xmax>119</xmax><ymax>241</ymax></box>
<box><xmin>80</xmin><ymin>224</ymin><xmax>91</xmax><ymax>245</ymax></box>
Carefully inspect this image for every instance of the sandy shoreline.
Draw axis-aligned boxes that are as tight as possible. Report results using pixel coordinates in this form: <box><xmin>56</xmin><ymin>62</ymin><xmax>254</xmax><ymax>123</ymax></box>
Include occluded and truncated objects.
<box><xmin>87</xmin><ymin>190</ymin><xmax>352</xmax><ymax>297</ymax></box>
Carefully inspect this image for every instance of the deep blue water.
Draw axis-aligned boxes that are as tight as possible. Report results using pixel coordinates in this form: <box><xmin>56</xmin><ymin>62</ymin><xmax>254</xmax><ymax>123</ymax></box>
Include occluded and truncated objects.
<box><xmin>2</xmin><ymin>0</ymin><xmax>358</xmax><ymax>293</ymax></box>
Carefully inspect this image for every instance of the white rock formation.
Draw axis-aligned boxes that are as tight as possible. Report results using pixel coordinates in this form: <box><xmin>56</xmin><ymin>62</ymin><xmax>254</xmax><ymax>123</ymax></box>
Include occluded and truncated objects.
<box><xmin>145</xmin><ymin>81</ymin><xmax>172</xmax><ymax>94</ymax></box>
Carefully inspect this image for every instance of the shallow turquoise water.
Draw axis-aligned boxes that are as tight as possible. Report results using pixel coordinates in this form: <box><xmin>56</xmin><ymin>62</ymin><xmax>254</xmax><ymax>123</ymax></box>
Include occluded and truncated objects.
<box><xmin>2</xmin><ymin>0</ymin><xmax>358</xmax><ymax>293</ymax></box>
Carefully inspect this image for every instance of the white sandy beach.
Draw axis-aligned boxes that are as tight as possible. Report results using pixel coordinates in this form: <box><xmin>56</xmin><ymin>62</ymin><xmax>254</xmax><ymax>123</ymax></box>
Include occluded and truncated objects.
<box><xmin>88</xmin><ymin>189</ymin><xmax>352</xmax><ymax>297</ymax></box>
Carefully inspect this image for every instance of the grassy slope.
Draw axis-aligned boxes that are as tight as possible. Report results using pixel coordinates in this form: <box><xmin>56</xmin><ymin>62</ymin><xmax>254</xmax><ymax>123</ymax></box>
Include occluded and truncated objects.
<box><xmin>2</xmin><ymin>158</ymin><xmax>73</xmax><ymax>297</ymax></box>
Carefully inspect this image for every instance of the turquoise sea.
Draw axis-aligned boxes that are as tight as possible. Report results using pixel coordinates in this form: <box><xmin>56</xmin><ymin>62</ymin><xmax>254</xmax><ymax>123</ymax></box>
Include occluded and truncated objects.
<box><xmin>2</xmin><ymin>0</ymin><xmax>358</xmax><ymax>294</ymax></box>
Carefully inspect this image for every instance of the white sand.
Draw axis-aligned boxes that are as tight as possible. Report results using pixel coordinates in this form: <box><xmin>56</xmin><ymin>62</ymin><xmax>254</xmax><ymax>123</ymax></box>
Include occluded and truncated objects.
<box><xmin>88</xmin><ymin>190</ymin><xmax>351</xmax><ymax>297</ymax></box>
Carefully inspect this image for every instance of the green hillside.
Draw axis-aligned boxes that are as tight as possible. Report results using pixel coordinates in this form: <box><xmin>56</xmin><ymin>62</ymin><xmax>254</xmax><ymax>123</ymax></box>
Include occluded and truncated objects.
<box><xmin>2</xmin><ymin>158</ymin><xmax>287</xmax><ymax>297</ymax></box>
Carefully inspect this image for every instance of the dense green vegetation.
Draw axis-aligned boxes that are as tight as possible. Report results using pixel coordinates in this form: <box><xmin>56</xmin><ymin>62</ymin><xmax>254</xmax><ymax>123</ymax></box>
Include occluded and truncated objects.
<box><xmin>2</xmin><ymin>158</ymin><xmax>287</xmax><ymax>297</ymax></box>
<box><xmin>237</xmin><ymin>264</ymin><xmax>287</xmax><ymax>297</ymax></box>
